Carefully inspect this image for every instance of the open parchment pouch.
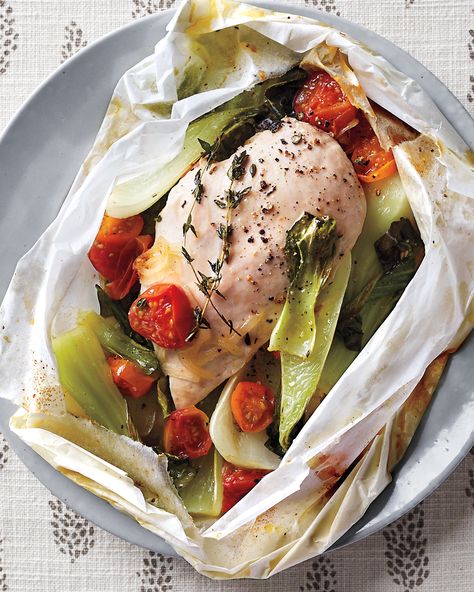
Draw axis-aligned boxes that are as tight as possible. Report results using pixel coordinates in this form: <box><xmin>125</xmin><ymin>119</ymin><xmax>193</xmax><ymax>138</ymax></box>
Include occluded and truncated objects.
<box><xmin>1</xmin><ymin>0</ymin><xmax>473</xmax><ymax>579</ymax></box>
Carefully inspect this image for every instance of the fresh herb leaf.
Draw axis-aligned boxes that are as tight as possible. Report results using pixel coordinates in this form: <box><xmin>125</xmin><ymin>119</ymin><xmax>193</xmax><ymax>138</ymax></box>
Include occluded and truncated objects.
<box><xmin>214</xmin><ymin>199</ymin><xmax>227</xmax><ymax>209</ymax></box>
<box><xmin>269</xmin><ymin>214</ymin><xmax>337</xmax><ymax>358</ymax></box>
<box><xmin>227</xmin><ymin>150</ymin><xmax>248</xmax><ymax>181</ymax></box>
<box><xmin>183</xmin><ymin>214</ymin><xmax>197</xmax><ymax>238</ymax></box>
<box><xmin>136</xmin><ymin>297</ymin><xmax>148</xmax><ymax>309</ymax></box>
<box><xmin>198</xmin><ymin>138</ymin><xmax>213</xmax><ymax>155</ymax></box>
<box><xmin>227</xmin><ymin>187</ymin><xmax>251</xmax><ymax>209</ymax></box>
<box><xmin>181</xmin><ymin>246</ymin><xmax>194</xmax><ymax>263</ymax></box>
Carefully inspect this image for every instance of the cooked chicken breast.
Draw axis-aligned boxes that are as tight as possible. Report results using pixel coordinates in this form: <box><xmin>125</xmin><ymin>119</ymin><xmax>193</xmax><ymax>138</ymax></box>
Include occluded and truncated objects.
<box><xmin>137</xmin><ymin>117</ymin><xmax>366</xmax><ymax>408</ymax></box>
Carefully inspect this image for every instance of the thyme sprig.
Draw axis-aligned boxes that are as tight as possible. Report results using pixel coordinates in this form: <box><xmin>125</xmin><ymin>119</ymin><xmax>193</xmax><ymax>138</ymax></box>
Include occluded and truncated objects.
<box><xmin>181</xmin><ymin>143</ymin><xmax>215</xmax><ymax>242</ymax></box>
<box><xmin>182</xmin><ymin>144</ymin><xmax>250</xmax><ymax>341</ymax></box>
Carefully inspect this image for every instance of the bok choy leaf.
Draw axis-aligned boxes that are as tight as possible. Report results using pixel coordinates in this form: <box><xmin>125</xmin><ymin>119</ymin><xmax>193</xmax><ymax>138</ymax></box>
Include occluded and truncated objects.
<box><xmin>78</xmin><ymin>310</ymin><xmax>160</xmax><ymax>376</ymax></box>
<box><xmin>277</xmin><ymin>254</ymin><xmax>351</xmax><ymax>451</ymax></box>
<box><xmin>269</xmin><ymin>213</ymin><xmax>337</xmax><ymax>358</ymax></box>
<box><xmin>337</xmin><ymin>218</ymin><xmax>423</xmax><ymax>351</ymax></box>
<box><xmin>309</xmin><ymin>217</ymin><xmax>424</xmax><ymax>416</ymax></box>
<box><xmin>96</xmin><ymin>285</ymin><xmax>153</xmax><ymax>350</ymax></box>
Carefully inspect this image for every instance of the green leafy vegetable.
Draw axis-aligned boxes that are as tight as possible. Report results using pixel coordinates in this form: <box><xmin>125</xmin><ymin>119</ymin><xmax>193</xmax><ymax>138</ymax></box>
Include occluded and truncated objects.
<box><xmin>79</xmin><ymin>310</ymin><xmax>159</xmax><ymax>376</ymax></box>
<box><xmin>96</xmin><ymin>285</ymin><xmax>153</xmax><ymax>350</ymax></box>
<box><xmin>141</xmin><ymin>194</ymin><xmax>169</xmax><ymax>235</ymax></box>
<box><xmin>167</xmin><ymin>458</ymin><xmax>197</xmax><ymax>491</ymax></box>
<box><xmin>211</xmin><ymin>116</ymin><xmax>260</xmax><ymax>162</ymax></box>
<box><xmin>263</xmin><ymin>68</ymin><xmax>306</xmax><ymax>119</ymax></box>
<box><xmin>311</xmin><ymin>219</ymin><xmax>423</xmax><ymax>414</ymax></box>
<box><xmin>179</xmin><ymin>448</ymin><xmax>223</xmax><ymax>517</ymax></box>
<box><xmin>344</xmin><ymin>174</ymin><xmax>415</xmax><ymax>302</ymax></box>
<box><xmin>374</xmin><ymin>217</ymin><xmax>422</xmax><ymax>272</ymax></box>
<box><xmin>277</xmin><ymin>254</ymin><xmax>351</xmax><ymax>451</ymax></box>
<box><xmin>52</xmin><ymin>325</ymin><xmax>133</xmax><ymax>437</ymax></box>
<box><xmin>337</xmin><ymin>218</ymin><xmax>423</xmax><ymax>351</ymax></box>
<box><xmin>269</xmin><ymin>213</ymin><xmax>337</xmax><ymax>358</ymax></box>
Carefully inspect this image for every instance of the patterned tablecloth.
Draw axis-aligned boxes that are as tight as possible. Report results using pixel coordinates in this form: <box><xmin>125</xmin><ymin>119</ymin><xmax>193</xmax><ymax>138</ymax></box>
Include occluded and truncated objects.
<box><xmin>0</xmin><ymin>0</ymin><xmax>473</xmax><ymax>590</ymax></box>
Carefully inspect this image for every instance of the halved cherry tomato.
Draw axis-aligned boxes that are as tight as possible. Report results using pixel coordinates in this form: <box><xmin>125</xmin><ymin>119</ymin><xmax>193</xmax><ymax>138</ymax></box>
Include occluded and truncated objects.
<box><xmin>230</xmin><ymin>381</ymin><xmax>275</xmax><ymax>433</ymax></box>
<box><xmin>163</xmin><ymin>406</ymin><xmax>212</xmax><ymax>459</ymax></box>
<box><xmin>105</xmin><ymin>234</ymin><xmax>153</xmax><ymax>301</ymax></box>
<box><xmin>342</xmin><ymin>115</ymin><xmax>397</xmax><ymax>183</ymax></box>
<box><xmin>107</xmin><ymin>356</ymin><xmax>156</xmax><ymax>399</ymax></box>
<box><xmin>293</xmin><ymin>71</ymin><xmax>358</xmax><ymax>137</ymax></box>
<box><xmin>88</xmin><ymin>214</ymin><xmax>144</xmax><ymax>281</ymax></box>
<box><xmin>351</xmin><ymin>134</ymin><xmax>397</xmax><ymax>183</ymax></box>
<box><xmin>128</xmin><ymin>284</ymin><xmax>194</xmax><ymax>349</ymax></box>
<box><xmin>221</xmin><ymin>462</ymin><xmax>270</xmax><ymax>513</ymax></box>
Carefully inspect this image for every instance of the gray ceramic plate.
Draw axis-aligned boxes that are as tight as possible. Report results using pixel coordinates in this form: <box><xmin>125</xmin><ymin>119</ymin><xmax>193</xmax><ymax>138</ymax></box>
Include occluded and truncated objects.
<box><xmin>0</xmin><ymin>2</ymin><xmax>473</xmax><ymax>559</ymax></box>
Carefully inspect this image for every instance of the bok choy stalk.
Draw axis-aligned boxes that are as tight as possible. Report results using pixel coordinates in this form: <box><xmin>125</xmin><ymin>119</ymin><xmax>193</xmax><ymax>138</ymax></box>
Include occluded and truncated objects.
<box><xmin>179</xmin><ymin>448</ymin><xmax>224</xmax><ymax>517</ymax></box>
<box><xmin>309</xmin><ymin>217</ymin><xmax>424</xmax><ymax>415</ymax></box>
<box><xmin>107</xmin><ymin>69</ymin><xmax>306</xmax><ymax>218</ymax></box>
<box><xmin>269</xmin><ymin>213</ymin><xmax>337</xmax><ymax>358</ymax></box>
<box><xmin>52</xmin><ymin>325</ymin><xmax>134</xmax><ymax>437</ymax></box>
<box><xmin>78</xmin><ymin>310</ymin><xmax>160</xmax><ymax>376</ymax></box>
<box><xmin>276</xmin><ymin>254</ymin><xmax>351</xmax><ymax>452</ymax></box>
<box><xmin>337</xmin><ymin>218</ymin><xmax>423</xmax><ymax>352</ymax></box>
<box><xmin>344</xmin><ymin>174</ymin><xmax>415</xmax><ymax>302</ymax></box>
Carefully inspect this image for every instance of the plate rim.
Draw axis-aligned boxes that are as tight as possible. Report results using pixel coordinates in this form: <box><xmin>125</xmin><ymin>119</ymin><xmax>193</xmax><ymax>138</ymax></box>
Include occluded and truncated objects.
<box><xmin>0</xmin><ymin>0</ymin><xmax>473</xmax><ymax>562</ymax></box>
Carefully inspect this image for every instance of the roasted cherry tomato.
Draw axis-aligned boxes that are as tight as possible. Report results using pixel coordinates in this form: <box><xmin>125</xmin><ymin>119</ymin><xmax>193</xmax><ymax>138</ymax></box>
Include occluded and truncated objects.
<box><xmin>128</xmin><ymin>284</ymin><xmax>194</xmax><ymax>349</ymax></box>
<box><xmin>105</xmin><ymin>234</ymin><xmax>153</xmax><ymax>301</ymax></box>
<box><xmin>107</xmin><ymin>356</ymin><xmax>156</xmax><ymax>399</ymax></box>
<box><xmin>230</xmin><ymin>381</ymin><xmax>275</xmax><ymax>433</ymax></box>
<box><xmin>221</xmin><ymin>462</ymin><xmax>270</xmax><ymax>513</ymax></box>
<box><xmin>351</xmin><ymin>134</ymin><xmax>397</xmax><ymax>183</ymax></box>
<box><xmin>293</xmin><ymin>70</ymin><xmax>358</xmax><ymax>137</ymax></box>
<box><xmin>88</xmin><ymin>214</ymin><xmax>144</xmax><ymax>281</ymax></box>
<box><xmin>341</xmin><ymin>116</ymin><xmax>397</xmax><ymax>183</ymax></box>
<box><xmin>163</xmin><ymin>406</ymin><xmax>212</xmax><ymax>459</ymax></box>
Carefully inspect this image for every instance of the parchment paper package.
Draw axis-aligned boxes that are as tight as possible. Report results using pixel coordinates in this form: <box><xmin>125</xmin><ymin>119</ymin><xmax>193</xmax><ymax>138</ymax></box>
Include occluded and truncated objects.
<box><xmin>1</xmin><ymin>0</ymin><xmax>473</xmax><ymax>579</ymax></box>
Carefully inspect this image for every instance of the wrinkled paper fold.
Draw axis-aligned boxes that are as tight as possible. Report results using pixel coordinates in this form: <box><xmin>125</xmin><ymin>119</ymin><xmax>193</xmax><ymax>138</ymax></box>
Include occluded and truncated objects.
<box><xmin>1</xmin><ymin>0</ymin><xmax>473</xmax><ymax>579</ymax></box>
